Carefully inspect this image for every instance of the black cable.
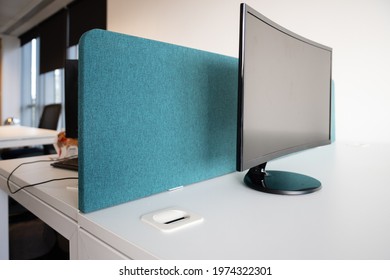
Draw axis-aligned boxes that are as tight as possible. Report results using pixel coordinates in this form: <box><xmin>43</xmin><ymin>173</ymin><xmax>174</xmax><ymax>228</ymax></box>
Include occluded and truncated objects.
<box><xmin>7</xmin><ymin>159</ymin><xmax>78</xmax><ymax>194</ymax></box>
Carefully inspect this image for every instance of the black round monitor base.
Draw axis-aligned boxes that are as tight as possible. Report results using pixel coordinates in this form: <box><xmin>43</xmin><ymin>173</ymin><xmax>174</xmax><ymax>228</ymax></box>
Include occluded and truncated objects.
<box><xmin>244</xmin><ymin>165</ymin><xmax>321</xmax><ymax>195</ymax></box>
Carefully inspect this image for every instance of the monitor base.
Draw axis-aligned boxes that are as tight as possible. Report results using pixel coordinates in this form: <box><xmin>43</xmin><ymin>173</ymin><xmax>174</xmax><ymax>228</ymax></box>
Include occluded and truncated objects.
<box><xmin>244</xmin><ymin>163</ymin><xmax>321</xmax><ymax>195</ymax></box>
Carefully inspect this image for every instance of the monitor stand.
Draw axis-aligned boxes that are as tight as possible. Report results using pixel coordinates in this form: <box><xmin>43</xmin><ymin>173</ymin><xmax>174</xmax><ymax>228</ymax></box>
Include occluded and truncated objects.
<box><xmin>244</xmin><ymin>162</ymin><xmax>321</xmax><ymax>195</ymax></box>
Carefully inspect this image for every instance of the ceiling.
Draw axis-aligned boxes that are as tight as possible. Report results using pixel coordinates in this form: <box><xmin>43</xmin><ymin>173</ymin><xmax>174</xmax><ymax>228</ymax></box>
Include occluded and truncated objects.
<box><xmin>0</xmin><ymin>0</ymin><xmax>73</xmax><ymax>37</ymax></box>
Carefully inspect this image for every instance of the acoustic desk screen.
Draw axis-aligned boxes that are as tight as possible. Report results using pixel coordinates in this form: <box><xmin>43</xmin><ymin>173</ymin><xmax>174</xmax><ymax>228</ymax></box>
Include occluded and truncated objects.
<box><xmin>78</xmin><ymin>29</ymin><xmax>238</xmax><ymax>213</ymax></box>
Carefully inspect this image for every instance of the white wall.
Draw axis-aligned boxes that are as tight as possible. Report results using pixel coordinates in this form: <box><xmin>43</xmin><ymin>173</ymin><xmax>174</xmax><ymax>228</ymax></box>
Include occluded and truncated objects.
<box><xmin>1</xmin><ymin>35</ymin><xmax>21</xmax><ymax>122</ymax></box>
<box><xmin>108</xmin><ymin>0</ymin><xmax>390</xmax><ymax>143</ymax></box>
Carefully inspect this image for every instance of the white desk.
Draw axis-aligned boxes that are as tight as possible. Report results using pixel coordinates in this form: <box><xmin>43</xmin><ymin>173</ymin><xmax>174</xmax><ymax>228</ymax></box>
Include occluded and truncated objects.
<box><xmin>79</xmin><ymin>142</ymin><xmax>390</xmax><ymax>259</ymax></box>
<box><xmin>0</xmin><ymin>125</ymin><xmax>57</xmax><ymax>149</ymax></box>
<box><xmin>1</xmin><ymin>142</ymin><xmax>390</xmax><ymax>259</ymax></box>
<box><xmin>0</xmin><ymin>156</ymin><xmax>78</xmax><ymax>260</ymax></box>
<box><xmin>0</xmin><ymin>125</ymin><xmax>59</xmax><ymax>259</ymax></box>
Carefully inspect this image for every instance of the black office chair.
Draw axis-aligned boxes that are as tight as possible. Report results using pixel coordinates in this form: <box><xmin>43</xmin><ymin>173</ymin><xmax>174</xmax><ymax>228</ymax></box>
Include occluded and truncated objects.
<box><xmin>1</xmin><ymin>103</ymin><xmax>61</xmax><ymax>159</ymax></box>
<box><xmin>38</xmin><ymin>103</ymin><xmax>62</xmax><ymax>130</ymax></box>
<box><xmin>39</xmin><ymin>104</ymin><xmax>62</xmax><ymax>154</ymax></box>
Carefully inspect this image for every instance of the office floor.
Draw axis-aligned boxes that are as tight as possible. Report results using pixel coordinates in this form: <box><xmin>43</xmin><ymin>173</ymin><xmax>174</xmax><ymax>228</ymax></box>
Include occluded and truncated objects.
<box><xmin>9</xmin><ymin>199</ymin><xmax>69</xmax><ymax>260</ymax></box>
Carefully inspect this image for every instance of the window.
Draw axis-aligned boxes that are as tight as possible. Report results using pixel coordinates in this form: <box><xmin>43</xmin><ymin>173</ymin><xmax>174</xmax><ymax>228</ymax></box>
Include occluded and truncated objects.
<box><xmin>21</xmin><ymin>42</ymin><xmax>79</xmax><ymax>129</ymax></box>
<box><xmin>21</xmin><ymin>39</ymin><xmax>65</xmax><ymax>130</ymax></box>
<box><xmin>19</xmin><ymin>0</ymin><xmax>106</xmax><ymax>131</ymax></box>
<box><xmin>20</xmin><ymin>39</ymin><xmax>39</xmax><ymax>127</ymax></box>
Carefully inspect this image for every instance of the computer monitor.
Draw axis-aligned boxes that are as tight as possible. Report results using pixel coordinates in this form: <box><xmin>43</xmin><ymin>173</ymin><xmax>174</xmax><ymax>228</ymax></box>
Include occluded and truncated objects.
<box><xmin>237</xmin><ymin>4</ymin><xmax>332</xmax><ymax>195</ymax></box>
<box><xmin>65</xmin><ymin>59</ymin><xmax>78</xmax><ymax>139</ymax></box>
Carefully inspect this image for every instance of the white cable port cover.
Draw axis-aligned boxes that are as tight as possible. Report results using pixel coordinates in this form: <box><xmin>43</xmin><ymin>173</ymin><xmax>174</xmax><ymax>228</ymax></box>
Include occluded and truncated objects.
<box><xmin>141</xmin><ymin>207</ymin><xmax>203</xmax><ymax>233</ymax></box>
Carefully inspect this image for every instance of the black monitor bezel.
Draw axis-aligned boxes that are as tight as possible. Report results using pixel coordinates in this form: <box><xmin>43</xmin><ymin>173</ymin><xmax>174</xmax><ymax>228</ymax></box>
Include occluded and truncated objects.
<box><xmin>64</xmin><ymin>59</ymin><xmax>79</xmax><ymax>139</ymax></box>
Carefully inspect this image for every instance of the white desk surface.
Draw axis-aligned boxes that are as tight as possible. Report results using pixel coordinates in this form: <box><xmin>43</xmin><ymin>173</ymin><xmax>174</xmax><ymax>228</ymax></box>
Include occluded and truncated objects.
<box><xmin>0</xmin><ymin>125</ymin><xmax>57</xmax><ymax>149</ymax></box>
<box><xmin>79</xmin><ymin>142</ymin><xmax>390</xmax><ymax>259</ymax></box>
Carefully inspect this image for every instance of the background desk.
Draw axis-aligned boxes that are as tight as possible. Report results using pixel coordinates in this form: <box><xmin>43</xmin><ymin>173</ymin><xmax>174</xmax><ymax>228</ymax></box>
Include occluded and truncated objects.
<box><xmin>1</xmin><ymin>142</ymin><xmax>390</xmax><ymax>259</ymax></box>
<box><xmin>0</xmin><ymin>125</ymin><xmax>57</xmax><ymax>149</ymax></box>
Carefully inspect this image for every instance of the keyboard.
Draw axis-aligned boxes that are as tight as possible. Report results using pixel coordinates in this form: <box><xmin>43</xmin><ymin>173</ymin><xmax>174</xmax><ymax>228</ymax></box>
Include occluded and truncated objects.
<box><xmin>51</xmin><ymin>157</ymin><xmax>78</xmax><ymax>171</ymax></box>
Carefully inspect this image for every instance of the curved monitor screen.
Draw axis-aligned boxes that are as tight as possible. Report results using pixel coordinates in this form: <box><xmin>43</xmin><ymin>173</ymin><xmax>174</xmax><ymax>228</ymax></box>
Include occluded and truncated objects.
<box><xmin>237</xmin><ymin>4</ymin><xmax>332</xmax><ymax>173</ymax></box>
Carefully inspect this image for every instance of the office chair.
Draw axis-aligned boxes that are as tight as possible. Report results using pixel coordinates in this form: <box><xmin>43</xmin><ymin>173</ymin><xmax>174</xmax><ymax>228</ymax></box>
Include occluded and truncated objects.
<box><xmin>1</xmin><ymin>103</ymin><xmax>61</xmax><ymax>159</ymax></box>
<box><xmin>38</xmin><ymin>103</ymin><xmax>62</xmax><ymax>130</ymax></box>
<box><xmin>39</xmin><ymin>103</ymin><xmax>62</xmax><ymax>154</ymax></box>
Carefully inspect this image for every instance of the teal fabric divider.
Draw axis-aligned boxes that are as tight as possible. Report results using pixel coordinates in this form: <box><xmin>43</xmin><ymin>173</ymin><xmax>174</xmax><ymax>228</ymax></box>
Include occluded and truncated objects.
<box><xmin>78</xmin><ymin>29</ymin><xmax>238</xmax><ymax>213</ymax></box>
